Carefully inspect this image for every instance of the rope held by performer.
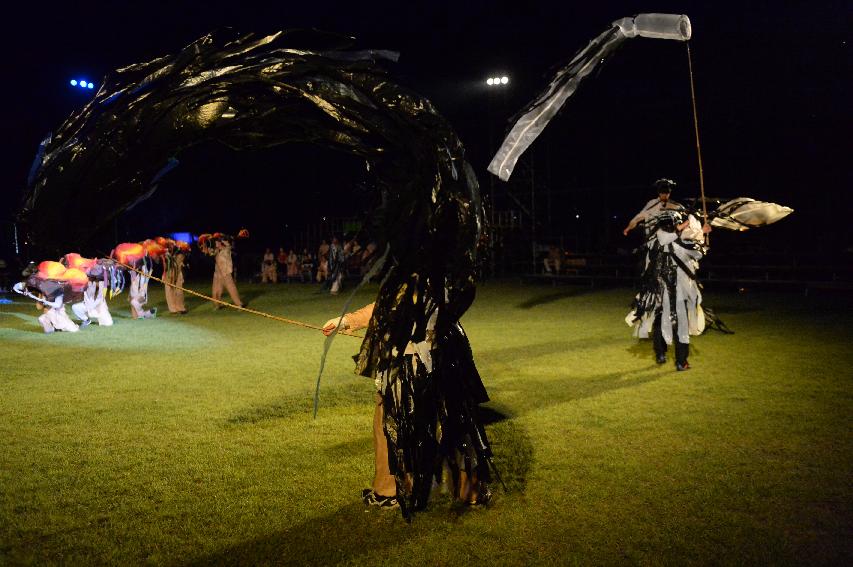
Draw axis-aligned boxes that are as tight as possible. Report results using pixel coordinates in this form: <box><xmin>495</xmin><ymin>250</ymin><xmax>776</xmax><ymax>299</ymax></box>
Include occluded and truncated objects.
<box><xmin>115</xmin><ymin>260</ymin><xmax>362</xmax><ymax>338</ymax></box>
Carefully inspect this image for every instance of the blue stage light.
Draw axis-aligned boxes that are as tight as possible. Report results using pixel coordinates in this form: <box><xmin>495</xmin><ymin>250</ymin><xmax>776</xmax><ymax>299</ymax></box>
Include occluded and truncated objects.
<box><xmin>70</xmin><ymin>79</ymin><xmax>78</xmax><ymax>86</ymax></box>
<box><xmin>87</xmin><ymin>83</ymin><xmax>94</xmax><ymax>89</ymax></box>
<box><xmin>170</xmin><ymin>232</ymin><xmax>193</xmax><ymax>243</ymax></box>
<box><xmin>79</xmin><ymin>80</ymin><xmax>87</xmax><ymax>87</ymax></box>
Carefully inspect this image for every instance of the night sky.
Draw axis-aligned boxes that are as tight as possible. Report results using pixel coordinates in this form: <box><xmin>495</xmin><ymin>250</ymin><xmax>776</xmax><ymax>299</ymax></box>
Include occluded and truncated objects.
<box><xmin>2</xmin><ymin>1</ymin><xmax>850</xmax><ymax>260</ymax></box>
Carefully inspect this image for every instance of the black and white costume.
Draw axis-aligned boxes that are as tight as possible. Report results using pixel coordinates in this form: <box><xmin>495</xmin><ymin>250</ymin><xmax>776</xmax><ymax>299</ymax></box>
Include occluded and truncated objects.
<box><xmin>626</xmin><ymin>211</ymin><xmax>706</xmax><ymax>368</ymax></box>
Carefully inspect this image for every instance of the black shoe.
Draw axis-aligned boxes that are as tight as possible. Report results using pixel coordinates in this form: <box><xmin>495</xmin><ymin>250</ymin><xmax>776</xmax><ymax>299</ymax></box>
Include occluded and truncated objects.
<box><xmin>656</xmin><ymin>354</ymin><xmax>667</xmax><ymax>364</ymax></box>
<box><xmin>465</xmin><ymin>483</ymin><xmax>492</xmax><ymax>507</ymax></box>
<box><xmin>676</xmin><ymin>361</ymin><xmax>690</xmax><ymax>371</ymax></box>
<box><xmin>361</xmin><ymin>488</ymin><xmax>399</xmax><ymax>510</ymax></box>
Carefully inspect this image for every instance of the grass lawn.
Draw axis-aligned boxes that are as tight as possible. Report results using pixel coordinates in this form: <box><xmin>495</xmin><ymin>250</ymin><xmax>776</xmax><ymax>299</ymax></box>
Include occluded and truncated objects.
<box><xmin>1</xmin><ymin>280</ymin><xmax>851</xmax><ymax>565</ymax></box>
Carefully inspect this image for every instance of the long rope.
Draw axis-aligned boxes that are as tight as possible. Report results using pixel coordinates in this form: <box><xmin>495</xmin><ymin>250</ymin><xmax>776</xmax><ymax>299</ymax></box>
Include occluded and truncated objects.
<box><xmin>313</xmin><ymin>243</ymin><xmax>390</xmax><ymax>418</ymax></box>
<box><xmin>115</xmin><ymin>260</ymin><xmax>362</xmax><ymax>338</ymax></box>
<box><xmin>686</xmin><ymin>43</ymin><xmax>708</xmax><ymax>222</ymax></box>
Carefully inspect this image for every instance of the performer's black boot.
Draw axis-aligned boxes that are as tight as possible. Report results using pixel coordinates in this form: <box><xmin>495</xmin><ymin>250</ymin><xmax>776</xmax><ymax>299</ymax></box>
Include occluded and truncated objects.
<box><xmin>675</xmin><ymin>341</ymin><xmax>690</xmax><ymax>371</ymax></box>
<box><xmin>652</xmin><ymin>314</ymin><xmax>667</xmax><ymax>364</ymax></box>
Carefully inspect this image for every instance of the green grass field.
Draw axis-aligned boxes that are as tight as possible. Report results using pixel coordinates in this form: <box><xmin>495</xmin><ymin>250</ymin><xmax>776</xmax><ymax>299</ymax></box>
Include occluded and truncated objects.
<box><xmin>1</xmin><ymin>281</ymin><xmax>851</xmax><ymax>565</ymax></box>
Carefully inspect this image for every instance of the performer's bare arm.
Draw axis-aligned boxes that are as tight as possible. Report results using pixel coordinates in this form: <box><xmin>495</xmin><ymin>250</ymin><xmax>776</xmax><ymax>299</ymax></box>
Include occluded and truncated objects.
<box><xmin>623</xmin><ymin>216</ymin><xmax>643</xmax><ymax>236</ymax></box>
<box><xmin>322</xmin><ymin>302</ymin><xmax>375</xmax><ymax>335</ymax></box>
<box><xmin>623</xmin><ymin>205</ymin><xmax>652</xmax><ymax>235</ymax></box>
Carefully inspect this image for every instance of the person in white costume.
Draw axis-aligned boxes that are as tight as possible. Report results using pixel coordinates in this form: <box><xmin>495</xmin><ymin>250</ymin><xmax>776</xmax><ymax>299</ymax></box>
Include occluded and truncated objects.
<box><xmin>38</xmin><ymin>292</ymin><xmax>80</xmax><ymax>333</ymax></box>
<box><xmin>129</xmin><ymin>263</ymin><xmax>156</xmax><ymax>319</ymax></box>
<box><xmin>71</xmin><ymin>280</ymin><xmax>113</xmax><ymax>326</ymax></box>
<box><xmin>626</xmin><ymin>210</ymin><xmax>710</xmax><ymax>370</ymax></box>
<box><xmin>623</xmin><ymin>178</ymin><xmax>683</xmax><ymax>237</ymax></box>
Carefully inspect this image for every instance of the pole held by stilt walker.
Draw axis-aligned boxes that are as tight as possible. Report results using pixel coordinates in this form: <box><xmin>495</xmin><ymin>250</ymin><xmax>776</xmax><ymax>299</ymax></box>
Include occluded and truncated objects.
<box><xmin>686</xmin><ymin>42</ymin><xmax>710</xmax><ymax>245</ymax></box>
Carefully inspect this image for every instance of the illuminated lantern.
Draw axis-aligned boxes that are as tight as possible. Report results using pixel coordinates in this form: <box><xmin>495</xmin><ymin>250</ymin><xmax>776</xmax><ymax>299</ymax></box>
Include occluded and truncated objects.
<box><xmin>238</xmin><ymin>228</ymin><xmax>250</xmax><ymax>238</ymax></box>
<box><xmin>113</xmin><ymin>242</ymin><xmax>145</xmax><ymax>264</ymax></box>
<box><xmin>38</xmin><ymin>260</ymin><xmax>67</xmax><ymax>279</ymax></box>
<box><xmin>142</xmin><ymin>239</ymin><xmax>166</xmax><ymax>258</ymax></box>
<box><xmin>62</xmin><ymin>268</ymin><xmax>90</xmax><ymax>290</ymax></box>
<box><xmin>64</xmin><ymin>253</ymin><xmax>96</xmax><ymax>271</ymax></box>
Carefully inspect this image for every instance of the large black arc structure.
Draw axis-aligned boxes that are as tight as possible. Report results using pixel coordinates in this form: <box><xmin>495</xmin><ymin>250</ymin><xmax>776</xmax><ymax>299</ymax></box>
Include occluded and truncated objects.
<box><xmin>19</xmin><ymin>29</ymin><xmax>490</xmax><ymax>518</ymax></box>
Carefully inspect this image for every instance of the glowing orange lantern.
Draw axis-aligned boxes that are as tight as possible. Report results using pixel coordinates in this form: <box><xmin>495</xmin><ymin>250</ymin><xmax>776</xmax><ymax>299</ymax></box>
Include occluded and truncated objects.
<box><xmin>65</xmin><ymin>253</ymin><xmax>96</xmax><ymax>271</ymax></box>
<box><xmin>114</xmin><ymin>242</ymin><xmax>145</xmax><ymax>264</ymax></box>
<box><xmin>62</xmin><ymin>268</ymin><xmax>89</xmax><ymax>290</ymax></box>
<box><xmin>142</xmin><ymin>239</ymin><xmax>166</xmax><ymax>258</ymax></box>
<box><xmin>38</xmin><ymin>261</ymin><xmax>67</xmax><ymax>279</ymax></box>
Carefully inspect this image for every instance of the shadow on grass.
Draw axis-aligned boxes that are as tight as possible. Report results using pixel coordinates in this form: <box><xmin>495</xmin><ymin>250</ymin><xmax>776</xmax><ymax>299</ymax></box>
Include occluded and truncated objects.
<box><xmin>515</xmin><ymin>287</ymin><xmax>595</xmax><ymax>309</ymax></box>
<box><xmin>185</xmin><ymin>477</ymin><xmax>525</xmax><ymax>566</ymax></box>
<box><xmin>626</xmin><ymin>340</ymin><xmax>651</xmax><ymax>360</ymax></box>
<box><xmin>628</xmin><ymin>339</ymin><xmax>709</xmax><ymax>361</ymax></box>
<box><xmin>183</xmin><ymin>500</ymin><xmax>464</xmax><ymax>566</ymax></box>
<box><xmin>479</xmin><ymin>336</ymin><xmax>618</xmax><ymax>362</ymax></box>
<box><xmin>488</xmin><ymin>367</ymin><xmax>663</xmax><ymax>418</ymax></box>
<box><xmin>238</xmin><ymin>289</ymin><xmax>265</xmax><ymax>307</ymax></box>
<box><xmin>323</xmin><ymin>437</ymin><xmax>371</xmax><ymax>460</ymax></box>
<box><xmin>484</xmin><ymin>414</ymin><xmax>534</xmax><ymax>494</ymax></box>
<box><xmin>704</xmin><ymin>302</ymin><xmax>762</xmax><ymax>315</ymax></box>
<box><xmin>226</xmin><ymin>381</ymin><xmax>365</xmax><ymax>425</ymax></box>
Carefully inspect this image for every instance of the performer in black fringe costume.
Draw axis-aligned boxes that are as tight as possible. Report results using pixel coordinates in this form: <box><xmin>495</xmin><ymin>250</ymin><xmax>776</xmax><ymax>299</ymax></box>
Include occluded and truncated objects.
<box><xmin>324</xmin><ymin>293</ymin><xmax>492</xmax><ymax>515</ymax></box>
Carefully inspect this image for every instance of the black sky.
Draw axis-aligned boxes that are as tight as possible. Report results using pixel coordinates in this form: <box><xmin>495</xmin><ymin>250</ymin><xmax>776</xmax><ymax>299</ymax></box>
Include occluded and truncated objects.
<box><xmin>2</xmin><ymin>1</ymin><xmax>850</xmax><ymax>257</ymax></box>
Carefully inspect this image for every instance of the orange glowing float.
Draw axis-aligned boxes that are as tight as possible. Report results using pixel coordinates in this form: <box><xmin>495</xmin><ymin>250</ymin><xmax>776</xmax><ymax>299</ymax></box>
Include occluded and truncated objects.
<box><xmin>113</xmin><ymin>242</ymin><xmax>145</xmax><ymax>264</ymax></box>
<box><xmin>62</xmin><ymin>268</ymin><xmax>90</xmax><ymax>290</ymax></box>
<box><xmin>238</xmin><ymin>228</ymin><xmax>250</xmax><ymax>238</ymax></box>
<box><xmin>142</xmin><ymin>239</ymin><xmax>166</xmax><ymax>258</ymax></box>
<box><xmin>64</xmin><ymin>253</ymin><xmax>96</xmax><ymax>271</ymax></box>
<box><xmin>38</xmin><ymin>261</ymin><xmax>67</xmax><ymax>279</ymax></box>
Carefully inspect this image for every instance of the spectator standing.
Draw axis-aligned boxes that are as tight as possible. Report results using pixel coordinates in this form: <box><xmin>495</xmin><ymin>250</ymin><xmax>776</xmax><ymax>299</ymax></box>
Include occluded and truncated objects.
<box><xmin>261</xmin><ymin>247</ymin><xmax>277</xmax><ymax>283</ymax></box>
<box><xmin>286</xmin><ymin>249</ymin><xmax>299</xmax><ymax>281</ymax></box>
<box><xmin>277</xmin><ymin>247</ymin><xmax>287</xmax><ymax>280</ymax></box>
<box><xmin>300</xmin><ymin>249</ymin><xmax>314</xmax><ymax>282</ymax></box>
<box><xmin>316</xmin><ymin>239</ymin><xmax>330</xmax><ymax>283</ymax></box>
<box><xmin>544</xmin><ymin>245</ymin><xmax>563</xmax><ymax>274</ymax></box>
